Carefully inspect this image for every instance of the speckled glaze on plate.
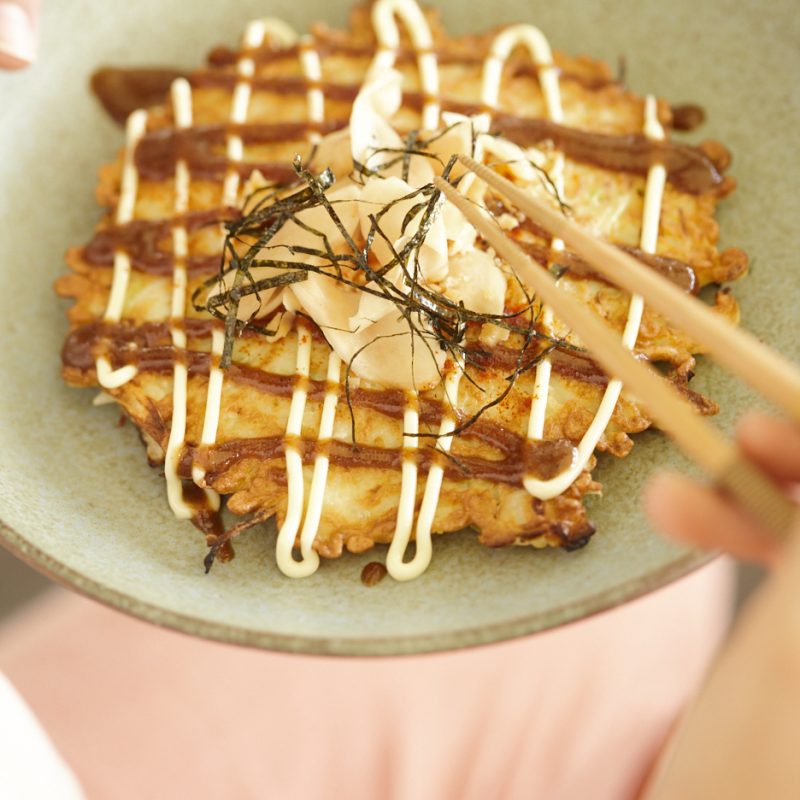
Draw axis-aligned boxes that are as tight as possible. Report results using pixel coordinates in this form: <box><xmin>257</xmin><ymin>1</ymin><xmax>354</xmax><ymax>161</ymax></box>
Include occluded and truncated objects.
<box><xmin>0</xmin><ymin>0</ymin><xmax>797</xmax><ymax>655</ymax></box>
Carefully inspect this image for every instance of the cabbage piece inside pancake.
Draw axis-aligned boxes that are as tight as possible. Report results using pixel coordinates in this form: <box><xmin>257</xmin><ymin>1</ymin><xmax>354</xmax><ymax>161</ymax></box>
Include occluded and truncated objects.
<box><xmin>56</xmin><ymin>4</ymin><xmax>746</xmax><ymax>562</ymax></box>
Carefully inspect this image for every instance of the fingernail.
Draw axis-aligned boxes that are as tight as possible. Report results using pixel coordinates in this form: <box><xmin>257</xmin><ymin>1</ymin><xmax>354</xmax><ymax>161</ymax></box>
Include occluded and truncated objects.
<box><xmin>0</xmin><ymin>3</ymin><xmax>36</xmax><ymax>68</ymax></box>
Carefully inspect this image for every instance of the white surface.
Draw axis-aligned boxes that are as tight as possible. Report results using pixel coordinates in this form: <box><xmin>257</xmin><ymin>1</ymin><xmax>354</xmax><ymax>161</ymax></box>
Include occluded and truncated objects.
<box><xmin>0</xmin><ymin>672</ymin><xmax>85</xmax><ymax>800</ymax></box>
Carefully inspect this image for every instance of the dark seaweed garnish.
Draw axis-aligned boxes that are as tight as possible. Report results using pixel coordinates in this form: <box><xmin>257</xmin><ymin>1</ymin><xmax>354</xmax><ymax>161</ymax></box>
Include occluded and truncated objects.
<box><xmin>195</xmin><ymin>128</ymin><xmax>583</xmax><ymax>570</ymax></box>
<box><xmin>193</xmin><ymin>135</ymin><xmax>573</xmax><ymax>444</ymax></box>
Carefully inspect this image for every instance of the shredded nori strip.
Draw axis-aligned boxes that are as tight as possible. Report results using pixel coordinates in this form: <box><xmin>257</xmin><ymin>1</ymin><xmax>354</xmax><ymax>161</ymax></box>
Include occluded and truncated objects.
<box><xmin>194</xmin><ymin>133</ymin><xmax>573</xmax><ymax>443</ymax></box>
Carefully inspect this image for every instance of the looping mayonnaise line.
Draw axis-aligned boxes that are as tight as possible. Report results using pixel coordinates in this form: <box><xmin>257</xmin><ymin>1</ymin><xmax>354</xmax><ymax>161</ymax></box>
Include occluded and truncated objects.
<box><xmin>478</xmin><ymin>24</ymin><xmax>566</xmax><ymax>239</ymax></box>
<box><xmin>299</xmin><ymin>36</ymin><xmax>324</xmax><ymax>139</ymax></box>
<box><xmin>524</xmin><ymin>95</ymin><xmax>665</xmax><ymax>500</ymax></box>
<box><xmin>267</xmin><ymin>31</ymin><xmax>335</xmax><ymax>577</ymax></box>
<box><xmin>193</xmin><ymin>20</ymin><xmax>300</xmax><ymax>505</ymax></box>
<box><xmin>258</xmin><ymin>18</ymin><xmax>298</xmax><ymax>47</ymax></box>
<box><xmin>95</xmin><ymin>109</ymin><xmax>148</xmax><ymax>389</ymax></box>
<box><xmin>370</xmin><ymin>0</ymin><xmax>440</xmax><ymax>130</ymax></box>
<box><xmin>369</xmin><ymin>0</ymin><xmax>451</xmax><ymax>579</ymax></box>
<box><xmin>479</xmin><ymin>25</ymin><xmax>566</xmax><ymax>240</ymax></box>
<box><xmin>193</xmin><ymin>19</ymin><xmax>270</xmax><ymax>491</ymax></box>
<box><xmin>294</xmin><ymin>350</ymin><xmax>342</xmax><ymax>570</ymax></box>
<box><xmin>386</xmin><ymin>394</ymin><xmax>421</xmax><ymax>577</ymax></box>
<box><xmin>480</xmin><ymin>25</ymin><xmax>567</xmax><ymax>454</ymax></box>
<box><xmin>482</xmin><ymin>25</ymin><xmax>563</xmax><ymax>123</ymax></box>
<box><xmin>163</xmin><ymin>78</ymin><xmax>218</xmax><ymax>518</ymax></box>
<box><xmin>387</xmin><ymin>366</ymin><xmax>463</xmax><ymax>581</ymax></box>
<box><xmin>275</xmin><ymin>325</ymin><xmax>321</xmax><ymax>577</ymax></box>
<box><xmin>200</xmin><ymin>23</ymin><xmax>333</xmax><ymax>577</ymax></box>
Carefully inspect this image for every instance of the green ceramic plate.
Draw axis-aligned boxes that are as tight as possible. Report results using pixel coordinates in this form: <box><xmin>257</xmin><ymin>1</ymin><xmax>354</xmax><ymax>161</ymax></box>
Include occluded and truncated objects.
<box><xmin>0</xmin><ymin>0</ymin><xmax>796</xmax><ymax>655</ymax></box>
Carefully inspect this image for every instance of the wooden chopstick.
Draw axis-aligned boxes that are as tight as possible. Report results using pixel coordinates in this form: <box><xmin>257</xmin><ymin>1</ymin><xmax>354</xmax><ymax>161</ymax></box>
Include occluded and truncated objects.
<box><xmin>458</xmin><ymin>154</ymin><xmax>800</xmax><ymax>425</ymax></box>
<box><xmin>433</xmin><ymin>175</ymin><xmax>798</xmax><ymax>536</ymax></box>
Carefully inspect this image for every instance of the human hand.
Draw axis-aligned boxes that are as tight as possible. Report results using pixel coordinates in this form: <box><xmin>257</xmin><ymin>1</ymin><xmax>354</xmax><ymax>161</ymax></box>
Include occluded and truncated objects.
<box><xmin>645</xmin><ymin>412</ymin><xmax>800</xmax><ymax>565</ymax></box>
<box><xmin>641</xmin><ymin>412</ymin><xmax>800</xmax><ymax>799</ymax></box>
<box><xmin>0</xmin><ymin>0</ymin><xmax>39</xmax><ymax>69</ymax></box>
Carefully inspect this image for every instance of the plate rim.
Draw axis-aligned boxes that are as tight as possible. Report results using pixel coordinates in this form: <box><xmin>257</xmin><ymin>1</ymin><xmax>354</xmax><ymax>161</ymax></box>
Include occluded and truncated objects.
<box><xmin>0</xmin><ymin>515</ymin><xmax>714</xmax><ymax>656</ymax></box>
<box><xmin>2</xmin><ymin>0</ymin><xmax>758</xmax><ymax>656</ymax></box>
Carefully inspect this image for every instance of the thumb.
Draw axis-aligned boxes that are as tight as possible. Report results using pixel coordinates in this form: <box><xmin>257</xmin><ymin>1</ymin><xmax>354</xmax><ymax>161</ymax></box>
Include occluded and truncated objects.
<box><xmin>0</xmin><ymin>0</ymin><xmax>40</xmax><ymax>70</ymax></box>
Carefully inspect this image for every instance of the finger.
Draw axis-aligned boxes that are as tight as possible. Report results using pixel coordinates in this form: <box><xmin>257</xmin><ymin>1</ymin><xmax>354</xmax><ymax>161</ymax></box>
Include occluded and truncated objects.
<box><xmin>0</xmin><ymin>0</ymin><xmax>40</xmax><ymax>70</ymax></box>
<box><xmin>736</xmin><ymin>412</ymin><xmax>800</xmax><ymax>483</ymax></box>
<box><xmin>643</xmin><ymin>472</ymin><xmax>780</xmax><ymax>565</ymax></box>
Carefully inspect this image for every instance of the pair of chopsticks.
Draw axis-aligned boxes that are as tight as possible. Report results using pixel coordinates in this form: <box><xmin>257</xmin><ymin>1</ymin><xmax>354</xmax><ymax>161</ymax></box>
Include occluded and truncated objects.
<box><xmin>434</xmin><ymin>155</ymin><xmax>800</xmax><ymax>536</ymax></box>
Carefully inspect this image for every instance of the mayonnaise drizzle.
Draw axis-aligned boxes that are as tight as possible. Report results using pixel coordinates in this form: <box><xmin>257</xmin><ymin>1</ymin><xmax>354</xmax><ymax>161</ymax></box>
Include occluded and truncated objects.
<box><xmin>479</xmin><ymin>26</ymin><xmax>568</xmax><ymax>486</ymax></box>
<box><xmin>95</xmin><ymin>109</ymin><xmax>147</xmax><ymax>389</ymax></box>
<box><xmin>523</xmin><ymin>95</ymin><xmax>665</xmax><ymax>499</ymax></box>
<box><xmin>387</xmin><ymin>366</ymin><xmax>462</xmax><ymax>580</ymax></box>
<box><xmin>370</xmin><ymin>0</ymin><xmax>466</xmax><ymax>581</ymax></box>
<box><xmin>271</xmin><ymin>28</ymin><xmax>341</xmax><ymax>577</ymax></box>
<box><xmin>275</xmin><ymin>323</ymin><xmax>322</xmax><ymax>576</ymax></box>
<box><xmin>161</xmin><ymin>80</ymin><xmax>221</xmax><ymax>517</ymax></box>
<box><xmin>296</xmin><ymin>351</ymin><xmax>342</xmax><ymax>565</ymax></box>
<box><xmin>192</xmin><ymin>21</ymin><xmax>336</xmax><ymax>577</ymax></box>
<box><xmin>299</xmin><ymin>36</ymin><xmax>324</xmax><ymax>139</ymax></box>
<box><xmin>370</xmin><ymin>0</ymin><xmax>440</xmax><ymax>130</ymax></box>
<box><xmin>161</xmin><ymin>78</ymin><xmax>199</xmax><ymax>518</ymax></box>
<box><xmin>193</xmin><ymin>19</ymin><xmax>269</xmax><ymax>492</ymax></box>
<box><xmin>386</xmin><ymin>393</ymin><xmax>421</xmax><ymax>577</ymax></box>
<box><xmin>482</xmin><ymin>25</ymin><xmax>563</xmax><ymax>123</ymax></box>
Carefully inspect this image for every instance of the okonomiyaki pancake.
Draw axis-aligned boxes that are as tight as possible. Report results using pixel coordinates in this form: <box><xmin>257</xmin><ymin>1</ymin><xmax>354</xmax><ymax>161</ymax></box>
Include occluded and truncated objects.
<box><xmin>56</xmin><ymin>0</ymin><xmax>747</xmax><ymax>581</ymax></box>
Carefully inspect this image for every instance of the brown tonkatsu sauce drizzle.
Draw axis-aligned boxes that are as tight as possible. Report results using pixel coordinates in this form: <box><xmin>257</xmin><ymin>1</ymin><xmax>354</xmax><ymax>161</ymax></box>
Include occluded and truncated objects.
<box><xmin>61</xmin><ymin>320</ymin><xmax>605</xmax><ymax>488</ymax></box>
<box><xmin>89</xmin><ymin>45</ymin><xmax>615</xmax><ymax>127</ymax></box>
<box><xmin>133</xmin><ymin>122</ymin><xmax>340</xmax><ymax>183</ymax></box>
<box><xmin>670</xmin><ymin>103</ymin><xmax>706</xmax><ymax>132</ymax></box>
<box><xmin>129</xmin><ymin>109</ymin><xmax>724</xmax><ymax>194</ymax></box>
<box><xmin>182</xmin><ymin>482</ymin><xmax>234</xmax><ymax>562</ymax></box>
<box><xmin>186</xmin><ymin>432</ymin><xmax>564</xmax><ymax>488</ymax></box>
<box><xmin>77</xmin><ymin>41</ymin><xmax>723</xmax><ymax>562</ymax></box>
<box><xmin>485</xmin><ymin>112</ymin><xmax>724</xmax><ymax>195</ymax></box>
<box><xmin>516</xmin><ymin>240</ymin><xmax>697</xmax><ymax>294</ymax></box>
<box><xmin>62</xmin><ymin>319</ymin><xmax>612</xmax><ymax>401</ymax></box>
<box><xmin>89</xmin><ymin>62</ymin><xmax>725</xmax><ymax>195</ymax></box>
<box><xmin>82</xmin><ymin>207</ymin><xmax>239</xmax><ymax>276</ymax></box>
<box><xmin>80</xmin><ymin>206</ymin><xmax>700</xmax><ymax>289</ymax></box>
<box><xmin>360</xmin><ymin>561</ymin><xmax>388</xmax><ymax>587</ymax></box>
<box><xmin>206</xmin><ymin>41</ymin><xmax>616</xmax><ymax>89</ymax></box>
<box><xmin>91</xmin><ymin>67</ymin><xmax>184</xmax><ymax>125</ymax></box>
<box><xmin>523</xmin><ymin>439</ymin><xmax>577</xmax><ymax>481</ymax></box>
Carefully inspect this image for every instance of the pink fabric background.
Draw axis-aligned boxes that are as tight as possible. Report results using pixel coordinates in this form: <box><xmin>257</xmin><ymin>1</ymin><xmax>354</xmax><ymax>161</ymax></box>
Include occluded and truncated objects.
<box><xmin>0</xmin><ymin>559</ymin><xmax>734</xmax><ymax>800</ymax></box>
